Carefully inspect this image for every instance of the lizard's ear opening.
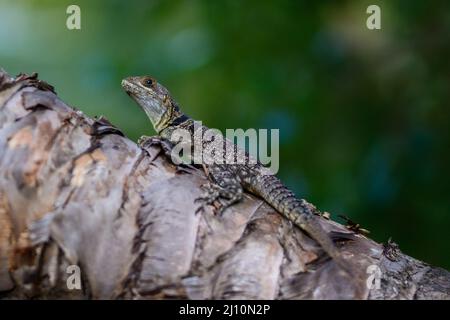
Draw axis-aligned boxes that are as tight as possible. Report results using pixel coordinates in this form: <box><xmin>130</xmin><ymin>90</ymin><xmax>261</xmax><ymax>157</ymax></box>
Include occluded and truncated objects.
<box><xmin>142</xmin><ymin>77</ymin><xmax>155</xmax><ymax>88</ymax></box>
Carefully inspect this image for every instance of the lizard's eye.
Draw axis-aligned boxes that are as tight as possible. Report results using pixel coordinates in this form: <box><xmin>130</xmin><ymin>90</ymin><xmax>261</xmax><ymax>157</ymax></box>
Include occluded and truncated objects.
<box><xmin>142</xmin><ymin>78</ymin><xmax>154</xmax><ymax>88</ymax></box>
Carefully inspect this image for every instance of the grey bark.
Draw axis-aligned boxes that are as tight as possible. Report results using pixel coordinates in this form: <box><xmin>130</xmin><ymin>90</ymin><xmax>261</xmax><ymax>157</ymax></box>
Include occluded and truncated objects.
<box><xmin>0</xmin><ymin>69</ymin><xmax>449</xmax><ymax>300</ymax></box>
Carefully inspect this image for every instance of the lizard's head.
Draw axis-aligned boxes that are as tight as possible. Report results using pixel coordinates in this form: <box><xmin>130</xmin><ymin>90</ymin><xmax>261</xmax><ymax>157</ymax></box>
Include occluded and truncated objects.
<box><xmin>121</xmin><ymin>76</ymin><xmax>183</xmax><ymax>133</ymax></box>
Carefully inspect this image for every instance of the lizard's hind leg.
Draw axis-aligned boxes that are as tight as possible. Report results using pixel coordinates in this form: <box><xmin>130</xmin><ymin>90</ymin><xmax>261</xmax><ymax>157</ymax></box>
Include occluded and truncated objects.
<box><xmin>195</xmin><ymin>164</ymin><xmax>243</xmax><ymax>215</ymax></box>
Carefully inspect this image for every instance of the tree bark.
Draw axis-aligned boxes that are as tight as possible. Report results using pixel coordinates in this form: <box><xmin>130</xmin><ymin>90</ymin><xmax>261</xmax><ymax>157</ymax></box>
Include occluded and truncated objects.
<box><xmin>0</xmin><ymin>69</ymin><xmax>449</xmax><ymax>300</ymax></box>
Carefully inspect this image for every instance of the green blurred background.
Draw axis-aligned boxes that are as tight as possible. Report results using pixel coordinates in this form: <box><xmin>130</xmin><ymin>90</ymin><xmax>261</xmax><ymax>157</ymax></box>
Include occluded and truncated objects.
<box><xmin>1</xmin><ymin>0</ymin><xmax>449</xmax><ymax>269</ymax></box>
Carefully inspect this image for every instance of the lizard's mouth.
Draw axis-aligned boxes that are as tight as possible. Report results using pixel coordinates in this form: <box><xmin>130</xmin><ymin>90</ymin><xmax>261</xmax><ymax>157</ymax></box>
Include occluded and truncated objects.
<box><xmin>121</xmin><ymin>79</ymin><xmax>138</xmax><ymax>95</ymax></box>
<box><xmin>121</xmin><ymin>79</ymin><xmax>131</xmax><ymax>91</ymax></box>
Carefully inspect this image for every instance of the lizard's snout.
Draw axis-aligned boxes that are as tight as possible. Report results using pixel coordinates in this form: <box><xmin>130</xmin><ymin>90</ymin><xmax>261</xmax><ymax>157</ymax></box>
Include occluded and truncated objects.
<box><xmin>121</xmin><ymin>79</ymin><xmax>135</xmax><ymax>95</ymax></box>
<box><xmin>121</xmin><ymin>79</ymin><xmax>129</xmax><ymax>90</ymax></box>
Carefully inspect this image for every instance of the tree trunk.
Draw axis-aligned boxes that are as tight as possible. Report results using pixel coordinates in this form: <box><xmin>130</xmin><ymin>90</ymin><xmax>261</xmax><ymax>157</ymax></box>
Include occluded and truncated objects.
<box><xmin>0</xmin><ymin>69</ymin><xmax>449</xmax><ymax>300</ymax></box>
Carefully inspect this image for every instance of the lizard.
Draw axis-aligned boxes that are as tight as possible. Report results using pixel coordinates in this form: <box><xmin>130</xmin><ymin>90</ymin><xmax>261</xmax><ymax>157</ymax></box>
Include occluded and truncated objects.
<box><xmin>121</xmin><ymin>75</ymin><xmax>356</xmax><ymax>274</ymax></box>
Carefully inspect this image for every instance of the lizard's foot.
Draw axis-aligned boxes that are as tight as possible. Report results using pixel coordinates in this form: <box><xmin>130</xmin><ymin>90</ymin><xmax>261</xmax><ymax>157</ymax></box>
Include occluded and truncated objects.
<box><xmin>215</xmin><ymin>194</ymin><xmax>242</xmax><ymax>216</ymax></box>
<box><xmin>138</xmin><ymin>135</ymin><xmax>173</xmax><ymax>156</ymax></box>
<box><xmin>139</xmin><ymin>136</ymin><xmax>196</xmax><ymax>172</ymax></box>
<box><xmin>93</xmin><ymin>116</ymin><xmax>124</xmax><ymax>137</ymax></box>
<box><xmin>195</xmin><ymin>183</ymin><xmax>221</xmax><ymax>214</ymax></box>
<box><xmin>137</xmin><ymin>135</ymin><xmax>153</xmax><ymax>146</ymax></box>
<box><xmin>194</xmin><ymin>182</ymin><xmax>243</xmax><ymax>215</ymax></box>
<box><xmin>195</xmin><ymin>164</ymin><xmax>244</xmax><ymax>215</ymax></box>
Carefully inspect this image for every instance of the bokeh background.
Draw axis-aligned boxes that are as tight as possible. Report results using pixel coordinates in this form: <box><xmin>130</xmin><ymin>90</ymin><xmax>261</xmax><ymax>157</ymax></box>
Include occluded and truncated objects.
<box><xmin>1</xmin><ymin>0</ymin><xmax>449</xmax><ymax>269</ymax></box>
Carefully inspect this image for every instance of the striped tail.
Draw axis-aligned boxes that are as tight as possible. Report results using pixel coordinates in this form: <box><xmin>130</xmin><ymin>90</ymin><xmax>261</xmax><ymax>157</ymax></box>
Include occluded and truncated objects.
<box><xmin>247</xmin><ymin>174</ymin><xmax>345</xmax><ymax>264</ymax></box>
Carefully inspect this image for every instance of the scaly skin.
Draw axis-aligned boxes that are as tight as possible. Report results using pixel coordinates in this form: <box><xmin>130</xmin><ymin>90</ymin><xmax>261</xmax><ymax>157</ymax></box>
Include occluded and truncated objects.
<box><xmin>121</xmin><ymin>76</ymin><xmax>353</xmax><ymax>272</ymax></box>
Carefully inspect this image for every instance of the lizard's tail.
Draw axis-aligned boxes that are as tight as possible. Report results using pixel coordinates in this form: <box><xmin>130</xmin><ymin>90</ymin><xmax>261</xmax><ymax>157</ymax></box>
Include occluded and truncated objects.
<box><xmin>294</xmin><ymin>211</ymin><xmax>342</xmax><ymax>258</ymax></box>
<box><xmin>250</xmin><ymin>174</ymin><xmax>361</xmax><ymax>277</ymax></box>
<box><xmin>293</xmin><ymin>209</ymin><xmax>354</xmax><ymax>270</ymax></box>
<box><xmin>291</xmin><ymin>210</ymin><xmax>367</xmax><ymax>298</ymax></box>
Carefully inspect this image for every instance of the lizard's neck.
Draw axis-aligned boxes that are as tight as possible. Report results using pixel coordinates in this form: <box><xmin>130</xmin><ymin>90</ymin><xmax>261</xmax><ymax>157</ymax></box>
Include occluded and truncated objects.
<box><xmin>169</xmin><ymin>113</ymin><xmax>190</xmax><ymax>127</ymax></box>
<box><xmin>159</xmin><ymin>114</ymin><xmax>194</xmax><ymax>140</ymax></box>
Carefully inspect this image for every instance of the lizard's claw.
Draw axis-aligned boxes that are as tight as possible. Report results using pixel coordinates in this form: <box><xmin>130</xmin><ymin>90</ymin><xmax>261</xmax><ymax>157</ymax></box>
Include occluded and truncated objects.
<box><xmin>175</xmin><ymin>163</ymin><xmax>197</xmax><ymax>174</ymax></box>
<box><xmin>138</xmin><ymin>136</ymin><xmax>175</xmax><ymax>162</ymax></box>
<box><xmin>194</xmin><ymin>183</ymin><xmax>241</xmax><ymax>216</ymax></box>
<box><xmin>138</xmin><ymin>136</ymin><xmax>195</xmax><ymax>174</ymax></box>
<box><xmin>194</xmin><ymin>199</ymin><xmax>225</xmax><ymax>216</ymax></box>
<box><xmin>195</xmin><ymin>203</ymin><xmax>210</xmax><ymax>215</ymax></box>
<box><xmin>214</xmin><ymin>204</ymin><xmax>227</xmax><ymax>216</ymax></box>
<box><xmin>194</xmin><ymin>197</ymin><xmax>216</xmax><ymax>214</ymax></box>
<box><xmin>138</xmin><ymin>136</ymin><xmax>172</xmax><ymax>153</ymax></box>
<box><xmin>194</xmin><ymin>183</ymin><xmax>221</xmax><ymax>214</ymax></box>
<box><xmin>137</xmin><ymin>135</ymin><xmax>157</xmax><ymax>146</ymax></box>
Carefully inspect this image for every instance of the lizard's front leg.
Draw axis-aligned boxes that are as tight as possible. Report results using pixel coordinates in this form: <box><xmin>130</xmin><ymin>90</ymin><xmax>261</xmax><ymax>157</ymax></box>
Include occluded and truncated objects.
<box><xmin>195</xmin><ymin>164</ymin><xmax>243</xmax><ymax>215</ymax></box>
<box><xmin>138</xmin><ymin>135</ymin><xmax>173</xmax><ymax>158</ymax></box>
<box><xmin>138</xmin><ymin>135</ymin><xmax>195</xmax><ymax>172</ymax></box>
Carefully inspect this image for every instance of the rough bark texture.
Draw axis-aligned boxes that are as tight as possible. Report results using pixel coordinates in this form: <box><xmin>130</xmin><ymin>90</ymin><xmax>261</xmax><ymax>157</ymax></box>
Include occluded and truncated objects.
<box><xmin>0</xmin><ymin>70</ymin><xmax>449</xmax><ymax>300</ymax></box>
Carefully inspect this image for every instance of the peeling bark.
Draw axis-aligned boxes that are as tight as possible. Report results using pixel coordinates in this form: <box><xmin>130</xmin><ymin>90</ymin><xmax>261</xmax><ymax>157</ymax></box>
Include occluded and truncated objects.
<box><xmin>0</xmin><ymin>70</ymin><xmax>449</xmax><ymax>300</ymax></box>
